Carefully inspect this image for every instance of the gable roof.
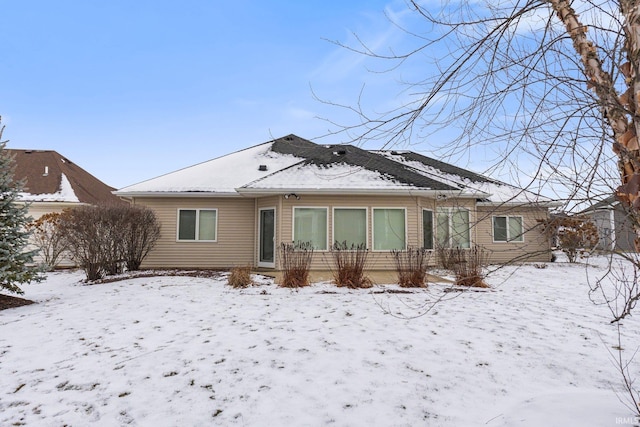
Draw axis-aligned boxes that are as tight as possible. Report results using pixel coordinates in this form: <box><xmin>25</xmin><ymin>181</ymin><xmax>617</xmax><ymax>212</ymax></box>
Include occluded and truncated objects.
<box><xmin>578</xmin><ymin>195</ymin><xmax>619</xmax><ymax>213</ymax></box>
<box><xmin>115</xmin><ymin>134</ymin><xmax>551</xmax><ymax>205</ymax></box>
<box><xmin>6</xmin><ymin>149</ymin><xmax>122</xmax><ymax>205</ymax></box>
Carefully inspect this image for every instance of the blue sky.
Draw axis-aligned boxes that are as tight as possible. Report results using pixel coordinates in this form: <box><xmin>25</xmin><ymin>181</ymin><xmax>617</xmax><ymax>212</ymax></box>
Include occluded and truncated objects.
<box><xmin>1</xmin><ymin>0</ymin><xmax>418</xmax><ymax>188</ymax></box>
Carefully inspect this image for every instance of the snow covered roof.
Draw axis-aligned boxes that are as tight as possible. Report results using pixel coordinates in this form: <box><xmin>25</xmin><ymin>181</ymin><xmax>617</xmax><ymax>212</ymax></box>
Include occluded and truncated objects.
<box><xmin>7</xmin><ymin>149</ymin><xmax>122</xmax><ymax>205</ymax></box>
<box><xmin>115</xmin><ymin>134</ymin><xmax>550</xmax><ymax>205</ymax></box>
<box><xmin>578</xmin><ymin>195</ymin><xmax>619</xmax><ymax>213</ymax></box>
<box><xmin>116</xmin><ymin>139</ymin><xmax>305</xmax><ymax>196</ymax></box>
<box><xmin>18</xmin><ymin>174</ymin><xmax>79</xmax><ymax>203</ymax></box>
<box><xmin>376</xmin><ymin>150</ymin><xmax>555</xmax><ymax>205</ymax></box>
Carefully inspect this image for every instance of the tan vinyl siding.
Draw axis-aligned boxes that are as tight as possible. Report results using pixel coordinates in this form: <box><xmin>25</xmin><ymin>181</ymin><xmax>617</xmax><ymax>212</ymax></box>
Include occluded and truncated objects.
<box><xmin>133</xmin><ymin>194</ymin><xmax>552</xmax><ymax>272</ymax></box>
<box><xmin>22</xmin><ymin>201</ymin><xmax>82</xmax><ymax>220</ymax></box>
<box><xmin>132</xmin><ymin>197</ymin><xmax>255</xmax><ymax>269</ymax></box>
<box><xmin>475</xmin><ymin>205</ymin><xmax>551</xmax><ymax>263</ymax></box>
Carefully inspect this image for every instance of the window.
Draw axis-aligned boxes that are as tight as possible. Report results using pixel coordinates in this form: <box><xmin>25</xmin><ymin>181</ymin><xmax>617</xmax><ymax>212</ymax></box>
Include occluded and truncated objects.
<box><xmin>333</xmin><ymin>208</ymin><xmax>367</xmax><ymax>248</ymax></box>
<box><xmin>493</xmin><ymin>216</ymin><xmax>523</xmax><ymax>242</ymax></box>
<box><xmin>423</xmin><ymin>210</ymin><xmax>434</xmax><ymax>250</ymax></box>
<box><xmin>436</xmin><ymin>208</ymin><xmax>470</xmax><ymax>248</ymax></box>
<box><xmin>373</xmin><ymin>208</ymin><xmax>406</xmax><ymax>250</ymax></box>
<box><xmin>177</xmin><ymin>209</ymin><xmax>217</xmax><ymax>241</ymax></box>
<box><xmin>293</xmin><ymin>207</ymin><xmax>328</xmax><ymax>250</ymax></box>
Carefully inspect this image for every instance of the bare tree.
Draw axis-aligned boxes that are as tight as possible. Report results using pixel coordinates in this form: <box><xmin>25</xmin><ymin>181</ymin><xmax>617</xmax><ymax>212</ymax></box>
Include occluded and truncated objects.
<box><xmin>322</xmin><ymin>0</ymin><xmax>640</xmax><ymax>415</ymax></box>
<box><xmin>323</xmin><ymin>0</ymin><xmax>640</xmax><ymax>305</ymax></box>
<box><xmin>323</xmin><ymin>1</ymin><xmax>635</xmax><ymax>212</ymax></box>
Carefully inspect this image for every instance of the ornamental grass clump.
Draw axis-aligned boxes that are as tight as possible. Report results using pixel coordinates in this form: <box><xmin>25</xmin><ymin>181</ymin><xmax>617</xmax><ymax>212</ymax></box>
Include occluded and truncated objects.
<box><xmin>451</xmin><ymin>245</ymin><xmax>491</xmax><ymax>288</ymax></box>
<box><xmin>279</xmin><ymin>242</ymin><xmax>314</xmax><ymax>288</ymax></box>
<box><xmin>330</xmin><ymin>242</ymin><xmax>372</xmax><ymax>288</ymax></box>
<box><xmin>227</xmin><ymin>266</ymin><xmax>253</xmax><ymax>288</ymax></box>
<box><xmin>391</xmin><ymin>247</ymin><xmax>430</xmax><ymax>288</ymax></box>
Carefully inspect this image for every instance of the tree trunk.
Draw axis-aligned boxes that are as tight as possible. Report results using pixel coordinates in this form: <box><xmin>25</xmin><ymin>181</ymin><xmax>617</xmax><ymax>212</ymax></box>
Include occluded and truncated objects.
<box><xmin>549</xmin><ymin>0</ymin><xmax>640</xmax><ymax>249</ymax></box>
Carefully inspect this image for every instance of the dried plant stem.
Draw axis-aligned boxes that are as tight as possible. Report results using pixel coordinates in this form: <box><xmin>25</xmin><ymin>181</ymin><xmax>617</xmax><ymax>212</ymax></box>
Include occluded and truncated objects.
<box><xmin>279</xmin><ymin>242</ymin><xmax>314</xmax><ymax>288</ymax></box>
<box><xmin>391</xmin><ymin>247</ymin><xmax>430</xmax><ymax>288</ymax></box>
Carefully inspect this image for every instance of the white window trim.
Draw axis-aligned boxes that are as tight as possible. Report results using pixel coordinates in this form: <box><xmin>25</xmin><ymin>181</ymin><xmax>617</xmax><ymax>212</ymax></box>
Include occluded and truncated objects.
<box><xmin>176</xmin><ymin>208</ymin><xmax>218</xmax><ymax>242</ymax></box>
<box><xmin>332</xmin><ymin>207</ymin><xmax>369</xmax><ymax>249</ymax></box>
<box><xmin>292</xmin><ymin>206</ymin><xmax>329</xmax><ymax>251</ymax></box>
<box><xmin>492</xmin><ymin>215</ymin><xmax>524</xmax><ymax>243</ymax></box>
<box><xmin>372</xmin><ymin>207</ymin><xmax>407</xmax><ymax>252</ymax></box>
<box><xmin>436</xmin><ymin>207</ymin><xmax>471</xmax><ymax>248</ymax></box>
<box><xmin>422</xmin><ymin>208</ymin><xmax>435</xmax><ymax>250</ymax></box>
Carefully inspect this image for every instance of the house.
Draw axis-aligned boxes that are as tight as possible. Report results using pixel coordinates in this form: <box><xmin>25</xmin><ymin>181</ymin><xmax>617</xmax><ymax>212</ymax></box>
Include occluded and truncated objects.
<box><xmin>114</xmin><ymin>135</ymin><xmax>556</xmax><ymax>274</ymax></box>
<box><xmin>8</xmin><ymin>149</ymin><xmax>124</xmax><ymax>216</ymax></box>
<box><xmin>580</xmin><ymin>195</ymin><xmax>636</xmax><ymax>252</ymax></box>
<box><xmin>7</xmin><ymin>148</ymin><xmax>124</xmax><ymax>267</ymax></box>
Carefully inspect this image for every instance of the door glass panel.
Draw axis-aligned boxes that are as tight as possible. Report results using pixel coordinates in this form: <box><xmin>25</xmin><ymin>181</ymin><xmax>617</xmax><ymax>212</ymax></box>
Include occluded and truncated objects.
<box><xmin>260</xmin><ymin>209</ymin><xmax>275</xmax><ymax>263</ymax></box>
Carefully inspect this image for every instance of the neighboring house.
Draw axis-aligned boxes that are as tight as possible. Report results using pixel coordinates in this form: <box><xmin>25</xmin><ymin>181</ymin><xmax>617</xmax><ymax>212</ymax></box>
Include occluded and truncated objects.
<box><xmin>9</xmin><ymin>149</ymin><xmax>123</xmax><ymax>216</ymax></box>
<box><xmin>7</xmin><ymin>148</ymin><xmax>124</xmax><ymax>266</ymax></box>
<box><xmin>115</xmin><ymin>134</ymin><xmax>556</xmax><ymax>273</ymax></box>
<box><xmin>580</xmin><ymin>195</ymin><xmax>636</xmax><ymax>252</ymax></box>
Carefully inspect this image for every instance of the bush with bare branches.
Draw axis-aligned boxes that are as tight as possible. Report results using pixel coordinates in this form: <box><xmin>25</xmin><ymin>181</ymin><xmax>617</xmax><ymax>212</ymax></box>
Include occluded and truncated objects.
<box><xmin>58</xmin><ymin>206</ymin><xmax>107</xmax><ymax>281</ymax></box>
<box><xmin>542</xmin><ymin>216</ymin><xmax>599</xmax><ymax>263</ymax></box>
<box><xmin>122</xmin><ymin>206</ymin><xmax>161</xmax><ymax>271</ymax></box>
<box><xmin>330</xmin><ymin>242</ymin><xmax>371</xmax><ymax>288</ymax></box>
<box><xmin>451</xmin><ymin>246</ymin><xmax>490</xmax><ymax>288</ymax></box>
<box><xmin>58</xmin><ymin>204</ymin><xmax>161</xmax><ymax>281</ymax></box>
<box><xmin>279</xmin><ymin>242</ymin><xmax>313</xmax><ymax>288</ymax></box>
<box><xmin>27</xmin><ymin>212</ymin><xmax>70</xmax><ymax>271</ymax></box>
<box><xmin>391</xmin><ymin>247</ymin><xmax>430</xmax><ymax>288</ymax></box>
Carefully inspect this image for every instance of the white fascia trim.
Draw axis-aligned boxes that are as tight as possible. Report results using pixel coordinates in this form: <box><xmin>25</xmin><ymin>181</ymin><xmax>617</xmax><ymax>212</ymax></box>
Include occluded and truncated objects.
<box><xmin>16</xmin><ymin>201</ymin><xmax>89</xmax><ymax>207</ymax></box>
<box><xmin>113</xmin><ymin>191</ymin><xmax>242</xmax><ymax>198</ymax></box>
<box><xmin>477</xmin><ymin>200</ymin><xmax>562</xmax><ymax>208</ymax></box>
<box><xmin>236</xmin><ymin>188</ymin><xmax>485</xmax><ymax>198</ymax></box>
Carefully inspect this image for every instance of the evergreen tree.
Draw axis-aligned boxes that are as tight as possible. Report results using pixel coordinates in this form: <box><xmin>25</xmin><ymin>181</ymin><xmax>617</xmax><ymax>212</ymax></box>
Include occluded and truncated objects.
<box><xmin>0</xmin><ymin>120</ymin><xmax>42</xmax><ymax>294</ymax></box>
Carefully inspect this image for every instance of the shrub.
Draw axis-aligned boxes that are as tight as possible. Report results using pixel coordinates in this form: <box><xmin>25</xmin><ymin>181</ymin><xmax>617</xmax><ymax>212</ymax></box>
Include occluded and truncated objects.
<box><xmin>58</xmin><ymin>206</ymin><xmax>107</xmax><ymax>281</ymax></box>
<box><xmin>391</xmin><ymin>247</ymin><xmax>430</xmax><ymax>287</ymax></box>
<box><xmin>58</xmin><ymin>204</ymin><xmax>161</xmax><ymax>281</ymax></box>
<box><xmin>330</xmin><ymin>241</ymin><xmax>372</xmax><ymax>288</ymax></box>
<box><xmin>27</xmin><ymin>212</ymin><xmax>70</xmax><ymax>271</ymax></box>
<box><xmin>227</xmin><ymin>266</ymin><xmax>253</xmax><ymax>288</ymax></box>
<box><xmin>279</xmin><ymin>242</ymin><xmax>313</xmax><ymax>288</ymax></box>
<box><xmin>542</xmin><ymin>216</ymin><xmax>599</xmax><ymax>263</ymax></box>
<box><xmin>122</xmin><ymin>206</ymin><xmax>161</xmax><ymax>271</ymax></box>
<box><xmin>435</xmin><ymin>244</ymin><xmax>458</xmax><ymax>270</ymax></box>
<box><xmin>451</xmin><ymin>245</ymin><xmax>491</xmax><ymax>288</ymax></box>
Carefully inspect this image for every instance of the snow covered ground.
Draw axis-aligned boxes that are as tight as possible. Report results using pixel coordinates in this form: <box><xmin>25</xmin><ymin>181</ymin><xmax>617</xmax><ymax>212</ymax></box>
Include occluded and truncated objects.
<box><xmin>1</xmin><ymin>255</ymin><xmax>640</xmax><ymax>426</ymax></box>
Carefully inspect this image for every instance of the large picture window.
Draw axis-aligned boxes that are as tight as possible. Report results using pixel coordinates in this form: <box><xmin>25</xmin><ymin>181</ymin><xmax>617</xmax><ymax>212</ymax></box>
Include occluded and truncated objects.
<box><xmin>333</xmin><ymin>208</ymin><xmax>367</xmax><ymax>248</ymax></box>
<box><xmin>373</xmin><ymin>208</ymin><xmax>406</xmax><ymax>250</ymax></box>
<box><xmin>423</xmin><ymin>210</ymin><xmax>434</xmax><ymax>250</ymax></box>
<box><xmin>436</xmin><ymin>208</ymin><xmax>470</xmax><ymax>248</ymax></box>
<box><xmin>177</xmin><ymin>209</ymin><xmax>217</xmax><ymax>241</ymax></box>
<box><xmin>293</xmin><ymin>207</ymin><xmax>328</xmax><ymax>250</ymax></box>
<box><xmin>493</xmin><ymin>216</ymin><xmax>524</xmax><ymax>242</ymax></box>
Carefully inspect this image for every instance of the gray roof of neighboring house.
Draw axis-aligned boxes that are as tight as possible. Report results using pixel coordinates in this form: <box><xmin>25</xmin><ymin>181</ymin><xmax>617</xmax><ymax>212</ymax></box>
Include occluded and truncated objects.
<box><xmin>579</xmin><ymin>195</ymin><xmax>619</xmax><ymax>213</ymax></box>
